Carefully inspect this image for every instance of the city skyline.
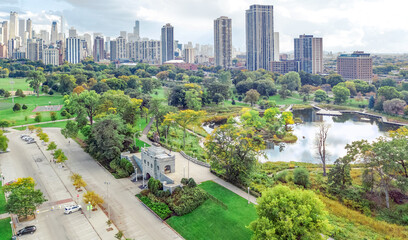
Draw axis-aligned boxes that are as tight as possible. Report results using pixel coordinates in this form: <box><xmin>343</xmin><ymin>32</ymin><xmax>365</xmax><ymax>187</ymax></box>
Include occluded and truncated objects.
<box><xmin>1</xmin><ymin>0</ymin><xmax>408</xmax><ymax>53</ymax></box>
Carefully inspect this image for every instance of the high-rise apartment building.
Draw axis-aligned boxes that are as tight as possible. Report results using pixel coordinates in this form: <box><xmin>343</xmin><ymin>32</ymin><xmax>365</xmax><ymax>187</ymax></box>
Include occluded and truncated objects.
<box><xmin>126</xmin><ymin>39</ymin><xmax>161</xmax><ymax>64</ymax></box>
<box><xmin>65</xmin><ymin>37</ymin><xmax>82</xmax><ymax>64</ymax></box>
<box><xmin>246</xmin><ymin>4</ymin><xmax>274</xmax><ymax>71</ymax></box>
<box><xmin>110</xmin><ymin>40</ymin><xmax>117</xmax><ymax>61</ymax></box>
<box><xmin>294</xmin><ymin>34</ymin><xmax>323</xmax><ymax>74</ymax></box>
<box><xmin>117</xmin><ymin>36</ymin><xmax>126</xmax><ymax>59</ymax></box>
<box><xmin>26</xmin><ymin>19</ymin><xmax>32</xmax><ymax>39</ymax></box>
<box><xmin>40</xmin><ymin>30</ymin><xmax>50</xmax><ymax>45</ymax></box>
<box><xmin>120</xmin><ymin>31</ymin><xmax>127</xmax><ymax>39</ymax></box>
<box><xmin>93</xmin><ymin>36</ymin><xmax>104</xmax><ymax>62</ymax></box>
<box><xmin>18</xmin><ymin>19</ymin><xmax>25</xmax><ymax>39</ymax></box>
<box><xmin>274</xmin><ymin>32</ymin><xmax>279</xmax><ymax>62</ymax></box>
<box><xmin>0</xmin><ymin>44</ymin><xmax>7</xmax><ymax>58</ymax></box>
<box><xmin>337</xmin><ymin>51</ymin><xmax>373</xmax><ymax>83</ymax></box>
<box><xmin>183</xmin><ymin>47</ymin><xmax>195</xmax><ymax>63</ymax></box>
<box><xmin>2</xmin><ymin>21</ymin><xmax>8</xmax><ymax>44</ymax></box>
<box><xmin>50</xmin><ymin>21</ymin><xmax>58</xmax><ymax>44</ymax></box>
<box><xmin>83</xmin><ymin>33</ymin><xmax>92</xmax><ymax>56</ymax></box>
<box><xmin>161</xmin><ymin>23</ymin><xmax>174</xmax><ymax>63</ymax></box>
<box><xmin>43</xmin><ymin>45</ymin><xmax>59</xmax><ymax>66</ymax></box>
<box><xmin>134</xmin><ymin>20</ymin><xmax>140</xmax><ymax>40</ymax></box>
<box><xmin>69</xmin><ymin>27</ymin><xmax>77</xmax><ymax>38</ymax></box>
<box><xmin>214</xmin><ymin>16</ymin><xmax>232</xmax><ymax>69</ymax></box>
<box><xmin>7</xmin><ymin>38</ymin><xmax>19</xmax><ymax>58</ymax></box>
<box><xmin>26</xmin><ymin>38</ymin><xmax>43</xmax><ymax>61</ymax></box>
<box><xmin>9</xmin><ymin>12</ymin><xmax>18</xmax><ymax>39</ymax></box>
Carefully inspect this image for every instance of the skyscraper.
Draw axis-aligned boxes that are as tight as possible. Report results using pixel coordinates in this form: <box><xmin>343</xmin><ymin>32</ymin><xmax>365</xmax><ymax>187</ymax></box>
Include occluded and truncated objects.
<box><xmin>43</xmin><ymin>45</ymin><xmax>59</xmax><ymax>66</ymax></box>
<box><xmin>69</xmin><ymin>27</ymin><xmax>77</xmax><ymax>38</ymax></box>
<box><xmin>110</xmin><ymin>40</ymin><xmax>117</xmax><ymax>61</ymax></box>
<box><xmin>133</xmin><ymin>20</ymin><xmax>140</xmax><ymax>40</ymax></box>
<box><xmin>183</xmin><ymin>47</ymin><xmax>195</xmax><ymax>63</ymax></box>
<box><xmin>9</xmin><ymin>12</ymin><xmax>18</xmax><ymax>39</ymax></box>
<box><xmin>245</xmin><ymin>4</ymin><xmax>274</xmax><ymax>71</ymax></box>
<box><xmin>51</xmin><ymin>21</ymin><xmax>58</xmax><ymax>44</ymax></box>
<box><xmin>2</xmin><ymin>21</ymin><xmax>8</xmax><ymax>44</ymax></box>
<box><xmin>214</xmin><ymin>16</ymin><xmax>232</xmax><ymax>69</ymax></box>
<box><xmin>40</xmin><ymin>30</ymin><xmax>50</xmax><ymax>45</ymax></box>
<box><xmin>26</xmin><ymin>38</ymin><xmax>43</xmax><ymax>61</ymax></box>
<box><xmin>65</xmin><ymin>37</ymin><xmax>82</xmax><ymax>64</ymax></box>
<box><xmin>18</xmin><ymin>19</ymin><xmax>25</xmax><ymax>38</ymax></box>
<box><xmin>26</xmin><ymin>19</ymin><xmax>32</xmax><ymax>39</ymax></box>
<box><xmin>93</xmin><ymin>36</ymin><xmax>104</xmax><ymax>62</ymax></box>
<box><xmin>161</xmin><ymin>23</ymin><xmax>174</xmax><ymax>64</ymax></box>
<box><xmin>294</xmin><ymin>34</ymin><xmax>323</xmax><ymax>74</ymax></box>
<box><xmin>117</xmin><ymin>36</ymin><xmax>126</xmax><ymax>59</ymax></box>
<box><xmin>274</xmin><ymin>32</ymin><xmax>279</xmax><ymax>61</ymax></box>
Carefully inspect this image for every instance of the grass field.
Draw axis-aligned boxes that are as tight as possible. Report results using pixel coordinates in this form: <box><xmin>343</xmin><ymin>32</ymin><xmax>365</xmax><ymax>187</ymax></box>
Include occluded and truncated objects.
<box><xmin>13</xmin><ymin>121</ymin><xmax>69</xmax><ymax>130</ymax></box>
<box><xmin>0</xmin><ymin>77</ymin><xmax>31</xmax><ymax>91</ymax></box>
<box><xmin>269</xmin><ymin>93</ymin><xmax>307</xmax><ymax>105</ymax></box>
<box><xmin>224</xmin><ymin>100</ymin><xmax>250</xmax><ymax>107</ymax></box>
<box><xmin>0</xmin><ymin>217</ymin><xmax>12</xmax><ymax>240</ymax></box>
<box><xmin>151</xmin><ymin>87</ymin><xmax>167</xmax><ymax>100</ymax></box>
<box><xmin>0</xmin><ymin>182</ymin><xmax>6</xmax><ymax>214</ymax></box>
<box><xmin>167</xmin><ymin>181</ymin><xmax>258</xmax><ymax>240</ymax></box>
<box><xmin>0</xmin><ymin>95</ymin><xmax>64</xmax><ymax>126</ymax></box>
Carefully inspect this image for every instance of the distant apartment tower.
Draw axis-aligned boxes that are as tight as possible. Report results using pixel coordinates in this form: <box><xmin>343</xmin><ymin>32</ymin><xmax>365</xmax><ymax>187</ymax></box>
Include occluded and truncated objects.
<box><xmin>116</xmin><ymin>36</ymin><xmax>126</xmax><ymax>59</ymax></box>
<box><xmin>126</xmin><ymin>40</ymin><xmax>161</xmax><ymax>64</ymax></box>
<box><xmin>270</xmin><ymin>60</ymin><xmax>300</xmax><ymax>75</ymax></box>
<box><xmin>43</xmin><ymin>46</ymin><xmax>59</xmax><ymax>66</ymax></box>
<box><xmin>18</xmin><ymin>19</ymin><xmax>25</xmax><ymax>39</ymax></box>
<box><xmin>294</xmin><ymin>34</ymin><xmax>323</xmax><ymax>74</ymax></box>
<box><xmin>110</xmin><ymin>40</ymin><xmax>117</xmax><ymax>61</ymax></box>
<box><xmin>274</xmin><ymin>32</ymin><xmax>279</xmax><ymax>61</ymax></box>
<box><xmin>9</xmin><ymin>12</ymin><xmax>18</xmax><ymax>39</ymax></box>
<box><xmin>2</xmin><ymin>21</ymin><xmax>8</xmax><ymax>44</ymax></box>
<box><xmin>40</xmin><ymin>30</ymin><xmax>50</xmax><ymax>45</ymax></box>
<box><xmin>50</xmin><ymin>21</ymin><xmax>58</xmax><ymax>44</ymax></box>
<box><xmin>65</xmin><ymin>37</ymin><xmax>82</xmax><ymax>64</ymax></box>
<box><xmin>337</xmin><ymin>51</ymin><xmax>373</xmax><ymax>83</ymax></box>
<box><xmin>161</xmin><ymin>23</ymin><xmax>174</xmax><ymax>63</ymax></box>
<box><xmin>183</xmin><ymin>47</ymin><xmax>195</xmax><ymax>63</ymax></box>
<box><xmin>134</xmin><ymin>20</ymin><xmax>140</xmax><ymax>40</ymax></box>
<box><xmin>246</xmin><ymin>5</ymin><xmax>274</xmax><ymax>71</ymax></box>
<box><xmin>214</xmin><ymin>16</ymin><xmax>232</xmax><ymax>69</ymax></box>
<box><xmin>69</xmin><ymin>27</ymin><xmax>77</xmax><ymax>38</ymax></box>
<box><xmin>0</xmin><ymin>44</ymin><xmax>7</xmax><ymax>58</ymax></box>
<box><xmin>93</xmin><ymin>36</ymin><xmax>104</xmax><ymax>62</ymax></box>
<box><xmin>26</xmin><ymin>19</ymin><xmax>32</xmax><ymax>39</ymax></box>
<box><xmin>26</xmin><ymin>38</ymin><xmax>43</xmax><ymax>61</ymax></box>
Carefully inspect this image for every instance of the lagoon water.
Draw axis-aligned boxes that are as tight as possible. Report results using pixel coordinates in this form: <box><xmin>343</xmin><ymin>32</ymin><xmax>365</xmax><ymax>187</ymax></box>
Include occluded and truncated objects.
<box><xmin>262</xmin><ymin>109</ymin><xmax>399</xmax><ymax>163</ymax></box>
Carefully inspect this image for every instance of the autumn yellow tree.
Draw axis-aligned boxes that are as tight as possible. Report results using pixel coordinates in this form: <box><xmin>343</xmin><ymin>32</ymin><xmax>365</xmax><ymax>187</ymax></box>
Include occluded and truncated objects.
<box><xmin>164</xmin><ymin>110</ymin><xmax>206</xmax><ymax>148</ymax></box>
<box><xmin>70</xmin><ymin>173</ymin><xmax>87</xmax><ymax>189</ymax></box>
<box><xmin>83</xmin><ymin>191</ymin><xmax>104</xmax><ymax>208</ymax></box>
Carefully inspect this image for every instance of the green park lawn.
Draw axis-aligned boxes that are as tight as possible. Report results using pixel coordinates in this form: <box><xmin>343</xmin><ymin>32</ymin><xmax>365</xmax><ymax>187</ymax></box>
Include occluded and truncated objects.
<box><xmin>269</xmin><ymin>93</ymin><xmax>307</xmax><ymax>105</ymax></box>
<box><xmin>0</xmin><ymin>77</ymin><xmax>31</xmax><ymax>91</ymax></box>
<box><xmin>0</xmin><ymin>217</ymin><xmax>12</xmax><ymax>240</ymax></box>
<box><xmin>0</xmin><ymin>95</ymin><xmax>65</xmax><ymax>126</ymax></box>
<box><xmin>167</xmin><ymin>181</ymin><xmax>258</xmax><ymax>240</ymax></box>
<box><xmin>0</xmin><ymin>182</ymin><xmax>6</xmax><ymax>214</ymax></box>
<box><xmin>13</xmin><ymin>121</ymin><xmax>69</xmax><ymax>130</ymax></box>
<box><xmin>224</xmin><ymin>100</ymin><xmax>250</xmax><ymax>107</ymax></box>
<box><xmin>151</xmin><ymin>87</ymin><xmax>167</xmax><ymax>99</ymax></box>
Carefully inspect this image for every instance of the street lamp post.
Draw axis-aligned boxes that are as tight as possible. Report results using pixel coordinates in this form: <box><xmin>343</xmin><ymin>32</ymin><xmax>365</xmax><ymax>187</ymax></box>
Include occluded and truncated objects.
<box><xmin>247</xmin><ymin>187</ymin><xmax>250</xmax><ymax>204</ymax></box>
<box><xmin>104</xmin><ymin>181</ymin><xmax>110</xmax><ymax>220</ymax></box>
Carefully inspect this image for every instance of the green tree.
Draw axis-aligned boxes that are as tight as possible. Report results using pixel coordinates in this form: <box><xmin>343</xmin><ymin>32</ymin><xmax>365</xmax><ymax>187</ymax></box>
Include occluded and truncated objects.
<box><xmin>50</xmin><ymin>111</ymin><xmax>57</xmax><ymax>121</ymax></box>
<box><xmin>377</xmin><ymin>86</ymin><xmax>400</xmax><ymax>100</ymax></box>
<box><xmin>383</xmin><ymin>98</ymin><xmax>406</xmax><ymax>115</ymax></box>
<box><xmin>0</xmin><ymin>120</ymin><xmax>10</xmax><ymax>130</ymax></box>
<box><xmin>294</xmin><ymin>167</ymin><xmax>310</xmax><ymax>188</ymax></box>
<box><xmin>249</xmin><ymin>185</ymin><xmax>331</xmax><ymax>240</ymax></box>
<box><xmin>26</xmin><ymin>70</ymin><xmax>46</xmax><ymax>97</ymax></box>
<box><xmin>277</xmin><ymin>71</ymin><xmax>301</xmax><ymax>91</ymax></box>
<box><xmin>327</xmin><ymin>74</ymin><xmax>344</xmax><ymax>87</ymax></box>
<box><xmin>47</xmin><ymin>141</ymin><xmax>57</xmax><ymax>151</ymax></box>
<box><xmin>34</xmin><ymin>113</ymin><xmax>42</xmax><ymax>122</ymax></box>
<box><xmin>327</xmin><ymin>156</ymin><xmax>352</xmax><ymax>193</ymax></box>
<box><xmin>12</xmin><ymin>103</ymin><xmax>21</xmax><ymax>112</ymax></box>
<box><xmin>149</xmin><ymin>99</ymin><xmax>176</xmax><ymax>137</ymax></box>
<box><xmin>15</xmin><ymin>89</ymin><xmax>25</xmax><ymax>98</ymax></box>
<box><xmin>5</xmin><ymin>180</ymin><xmax>46</xmax><ymax>218</ymax></box>
<box><xmin>61</xmin><ymin>120</ymin><xmax>79</xmax><ymax>139</ymax></box>
<box><xmin>332</xmin><ymin>85</ymin><xmax>350</xmax><ymax>104</ymax></box>
<box><xmin>314</xmin><ymin>89</ymin><xmax>328</xmax><ymax>102</ymax></box>
<box><xmin>58</xmin><ymin>74</ymin><xmax>76</xmax><ymax>94</ymax></box>
<box><xmin>0</xmin><ymin>130</ymin><xmax>9</xmax><ymax>151</ymax></box>
<box><xmin>185</xmin><ymin>89</ymin><xmax>202</xmax><ymax>111</ymax></box>
<box><xmin>368</xmin><ymin>96</ymin><xmax>375</xmax><ymax>109</ymax></box>
<box><xmin>205</xmin><ymin>119</ymin><xmax>265</xmax><ymax>183</ymax></box>
<box><xmin>244</xmin><ymin>89</ymin><xmax>260</xmax><ymax>106</ymax></box>
<box><xmin>68</xmin><ymin>90</ymin><xmax>100</xmax><ymax>125</ymax></box>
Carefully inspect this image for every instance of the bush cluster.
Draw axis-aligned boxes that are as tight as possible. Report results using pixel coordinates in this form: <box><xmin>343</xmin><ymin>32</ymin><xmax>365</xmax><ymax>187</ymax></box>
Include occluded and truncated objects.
<box><xmin>167</xmin><ymin>186</ymin><xmax>208</xmax><ymax>216</ymax></box>
<box><xmin>110</xmin><ymin>158</ymin><xmax>134</xmax><ymax>178</ymax></box>
<box><xmin>138</xmin><ymin>195</ymin><xmax>172</xmax><ymax>219</ymax></box>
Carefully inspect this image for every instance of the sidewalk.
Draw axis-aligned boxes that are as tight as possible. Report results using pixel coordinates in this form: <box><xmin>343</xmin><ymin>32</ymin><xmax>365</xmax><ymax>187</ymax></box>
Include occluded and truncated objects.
<box><xmin>35</xmin><ymin>137</ymin><xmax>121</xmax><ymax>240</ymax></box>
<box><xmin>0</xmin><ymin>212</ymin><xmax>10</xmax><ymax>219</ymax></box>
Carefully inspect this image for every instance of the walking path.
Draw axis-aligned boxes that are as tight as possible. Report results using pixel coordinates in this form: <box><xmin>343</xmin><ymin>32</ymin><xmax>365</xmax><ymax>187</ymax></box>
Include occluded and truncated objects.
<box><xmin>0</xmin><ymin>213</ymin><xmax>10</xmax><ymax>220</ymax></box>
<box><xmin>11</xmin><ymin>118</ymin><xmax>74</xmax><ymax>129</ymax></box>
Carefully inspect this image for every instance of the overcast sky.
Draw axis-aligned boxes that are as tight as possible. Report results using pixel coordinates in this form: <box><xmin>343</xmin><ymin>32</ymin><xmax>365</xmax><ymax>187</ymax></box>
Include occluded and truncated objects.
<box><xmin>1</xmin><ymin>0</ymin><xmax>408</xmax><ymax>53</ymax></box>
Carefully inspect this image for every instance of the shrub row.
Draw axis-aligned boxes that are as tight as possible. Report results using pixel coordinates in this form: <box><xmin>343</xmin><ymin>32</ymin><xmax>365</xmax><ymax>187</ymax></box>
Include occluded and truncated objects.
<box><xmin>138</xmin><ymin>195</ymin><xmax>172</xmax><ymax>219</ymax></box>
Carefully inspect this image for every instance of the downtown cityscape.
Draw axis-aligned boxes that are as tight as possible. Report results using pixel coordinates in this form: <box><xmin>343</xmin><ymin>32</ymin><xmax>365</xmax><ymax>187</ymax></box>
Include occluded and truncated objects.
<box><xmin>0</xmin><ymin>1</ymin><xmax>407</xmax><ymax>240</ymax></box>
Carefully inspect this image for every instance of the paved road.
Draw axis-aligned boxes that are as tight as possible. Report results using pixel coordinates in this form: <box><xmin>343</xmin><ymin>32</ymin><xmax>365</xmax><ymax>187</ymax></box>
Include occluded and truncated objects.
<box><xmin>44</xmin><ymin>128</ymin><xmax>182</xmax><ymax>240</ymax></box>
<box><xmin>0</xmin><ymin>131</ymin><xmax>100</xmax><ymax>240</ymax></box>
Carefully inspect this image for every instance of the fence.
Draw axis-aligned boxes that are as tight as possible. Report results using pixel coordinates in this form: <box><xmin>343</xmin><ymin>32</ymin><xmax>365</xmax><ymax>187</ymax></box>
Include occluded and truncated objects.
<box><xmin>180</xmin><ymin>151</ymin><xmax>210</xmax><ymax>168</ymax></box>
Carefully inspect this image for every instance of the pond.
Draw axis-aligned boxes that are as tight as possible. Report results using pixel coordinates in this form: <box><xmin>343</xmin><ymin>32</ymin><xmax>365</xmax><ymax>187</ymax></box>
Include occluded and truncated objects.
<box><xmin>262</xmin><ymin>109</ymin><xmax>400</xmax><ymax>163</ymax></box>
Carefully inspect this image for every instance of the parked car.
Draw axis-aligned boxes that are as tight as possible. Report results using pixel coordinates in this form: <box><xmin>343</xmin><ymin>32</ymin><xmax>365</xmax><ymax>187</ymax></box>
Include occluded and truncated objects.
<box><xmin>27</xmin><ymin>140</ymin><xmax>36</xmax><ymax>144</ymax></box>
<box><xmin>16</xmin><ymin>225</ymin><xmax>36</xmax><ymax>236</ymax></box>
<box><xmin>22</xmin><ymin>137</ymin><xmax>33</xmax><ymax>142</ymax></box>
<box><xmin>64</xmin><ymin>205</ymin><xmax>82</xmax><ymax>214</ymax></box>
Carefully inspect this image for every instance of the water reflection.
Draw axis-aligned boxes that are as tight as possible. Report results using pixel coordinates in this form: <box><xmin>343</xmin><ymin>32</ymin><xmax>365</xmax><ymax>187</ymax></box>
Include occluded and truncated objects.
<box><xmin>262</xmin><ymin>109</ymin><xmax>399</xmax><ymax>163</ymax></box>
